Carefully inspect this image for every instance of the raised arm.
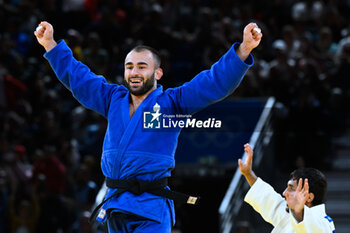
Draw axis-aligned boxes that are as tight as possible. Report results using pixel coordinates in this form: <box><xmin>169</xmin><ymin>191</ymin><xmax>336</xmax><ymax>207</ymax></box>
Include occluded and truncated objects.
<box><xmin>240</xmin><ymin>144</ymin><xmax>289</xmax><ymax>226</ymax></box>
<box><xmin>170</xmin><ymin>23</ymin><xmax>262</xmax><ymax>114</ymax></box>
<box><xmin>34</xmin><ymin>22</ymin><xmax>120</xmax><ymax>117</ymax></box>
<box><xmin>238</xmin><ymin>143</ymin><xmax>257</xmax><ymax>186</ymax></box>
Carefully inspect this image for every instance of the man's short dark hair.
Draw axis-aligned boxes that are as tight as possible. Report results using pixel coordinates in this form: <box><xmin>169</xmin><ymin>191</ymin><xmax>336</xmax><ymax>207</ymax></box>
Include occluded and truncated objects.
<box><xmin>131</xmin><ymin>45</ymin><xmax>161</xmax><ymax>68</ymax></box>
<box><xmin>290</xmin><ymin>168</ymin><xmax>327</xmax><ymax>206</ymax></box>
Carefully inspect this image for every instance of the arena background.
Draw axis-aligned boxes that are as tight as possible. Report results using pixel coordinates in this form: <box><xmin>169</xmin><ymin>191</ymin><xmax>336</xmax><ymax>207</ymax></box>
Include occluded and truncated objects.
<box><xmin>1</xmin><ymin>0</ymin><xmax>350</xmax><ymax>232</ymax></box>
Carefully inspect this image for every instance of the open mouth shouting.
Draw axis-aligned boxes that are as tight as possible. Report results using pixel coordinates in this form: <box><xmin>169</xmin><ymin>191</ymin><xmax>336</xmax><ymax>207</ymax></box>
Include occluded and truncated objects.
<box><xmin>129</xmin><ymin>77</ymin><xmax>143</xmax><ymax>88</ymax></box>
<box><xmin>124</xmin><ymin>73</ymin><xmax>155</xmax><ymax>96</ymax></box>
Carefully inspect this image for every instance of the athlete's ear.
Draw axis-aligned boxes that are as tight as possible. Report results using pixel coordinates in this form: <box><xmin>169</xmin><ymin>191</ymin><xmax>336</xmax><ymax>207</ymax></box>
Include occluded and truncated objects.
<box><xmin>155</xmin><ymin>68</ymin><xmax>163</xmax><ymax>81</ymax></box>
<box><xmin>306</xmin><ymin>192</ymin><xmax>315</xmax><ymax>206</ymax></box>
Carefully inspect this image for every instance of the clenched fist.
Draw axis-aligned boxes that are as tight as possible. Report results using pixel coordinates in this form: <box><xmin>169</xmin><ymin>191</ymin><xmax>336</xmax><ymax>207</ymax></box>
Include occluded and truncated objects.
<box><xmin>34</xmin><ymin>21</ymin><xmax>57</xmax><ymax>52</ymax></box>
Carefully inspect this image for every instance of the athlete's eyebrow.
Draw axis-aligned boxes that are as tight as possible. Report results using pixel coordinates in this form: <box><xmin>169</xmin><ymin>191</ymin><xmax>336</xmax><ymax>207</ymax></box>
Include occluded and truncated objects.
<box><xmin>125</xmin><ymin>62</ymin><xmax>149</xmax><ymax>66</ymax></box>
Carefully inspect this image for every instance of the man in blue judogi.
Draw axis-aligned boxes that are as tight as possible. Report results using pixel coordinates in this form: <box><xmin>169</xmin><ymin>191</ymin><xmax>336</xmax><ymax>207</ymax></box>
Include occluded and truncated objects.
<box><xmin>34</xmin><ymin>21</ymin><xmax>262</xmax><ymax>233</ymax></box>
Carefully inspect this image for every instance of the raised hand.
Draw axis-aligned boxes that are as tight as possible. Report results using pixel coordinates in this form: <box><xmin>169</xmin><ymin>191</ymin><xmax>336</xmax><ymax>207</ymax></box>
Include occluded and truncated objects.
<box><xmin>238</xmin><ymin>143</ymin><xmax>257</xmax><ymax>186</ymax></box>
<box><xmin>238</xmin><ymin>143</ymin><xmax>253</xmax><ymax>176</ymax></box>
<box><xmin>242</xmin><ymin>23</ymin><xmax>262</xmax><ymax>51</ymax></box>
<box><xmin>237</xmin><ymin>23</ymin><xmax>263</xmax><ymax>61</ymax></box>
<box><xmin>286</xmin><ymin>178</ymin><xmax>310</xmax><ymax>222</ymax></box>
<box><xmin>34</xmin><ymin>21</ymin><xmax>57</xmax><ymax>52</ymax></box>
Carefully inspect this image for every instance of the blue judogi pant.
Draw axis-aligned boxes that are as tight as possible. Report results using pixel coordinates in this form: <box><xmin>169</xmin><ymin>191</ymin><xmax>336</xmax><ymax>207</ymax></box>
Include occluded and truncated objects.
<box><xmin>107</xmin><ymin>210</ymin><xmax>171</xmax><ymax>233</ymax></box>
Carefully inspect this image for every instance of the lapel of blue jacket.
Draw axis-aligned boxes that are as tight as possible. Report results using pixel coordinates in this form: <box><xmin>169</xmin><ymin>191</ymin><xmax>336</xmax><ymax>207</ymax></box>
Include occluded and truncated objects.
<box><xmin>115</xmin><ymin>85</ymin><xmax>163</xmax><ymax>178</ymax></box>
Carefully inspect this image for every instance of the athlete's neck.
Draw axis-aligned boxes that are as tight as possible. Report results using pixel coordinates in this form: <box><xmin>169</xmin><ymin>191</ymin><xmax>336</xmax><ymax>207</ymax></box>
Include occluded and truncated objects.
<box><xmin>129</xmin><ymin>85</ymin><xmax>157</xmax><ymax>118</ymax></box>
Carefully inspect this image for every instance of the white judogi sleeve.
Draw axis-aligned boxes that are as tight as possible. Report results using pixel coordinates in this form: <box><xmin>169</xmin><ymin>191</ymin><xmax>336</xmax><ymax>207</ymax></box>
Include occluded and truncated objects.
<box><xmin>290</xmin><ymin>205</ymin><xmax>336</xmax><ymax>233</ymax></box>
<box><xmin>244</xmin><ymin>177</ymin><xmax>289</xmax><ymax>227</ymax></box>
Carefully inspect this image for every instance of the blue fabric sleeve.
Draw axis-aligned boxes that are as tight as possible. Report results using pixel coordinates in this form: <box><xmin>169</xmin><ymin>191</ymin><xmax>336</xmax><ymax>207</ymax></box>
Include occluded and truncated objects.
<box><xmin>169</xmin><ymin>43</ymin><xmax>253</xmax><ymax>114</ymax></box>
<box><xmin>44</xmin><ymin>40</ymin><xmax>118</xmax><ymax>117</ymax></box>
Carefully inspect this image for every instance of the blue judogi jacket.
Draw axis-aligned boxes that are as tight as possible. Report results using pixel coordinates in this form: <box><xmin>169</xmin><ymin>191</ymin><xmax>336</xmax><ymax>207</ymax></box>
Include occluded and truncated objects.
<box><xmin>44</xmin><ymin>40</ymin><xmax>253</xmax><ymax>225</ymax></box>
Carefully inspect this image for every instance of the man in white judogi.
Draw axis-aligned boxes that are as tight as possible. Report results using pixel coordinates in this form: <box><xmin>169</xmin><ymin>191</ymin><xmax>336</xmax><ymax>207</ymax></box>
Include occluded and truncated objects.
<box><xmin>238</xmin><ymin>144</ymin><xmax>336</xmax><ymax>233</ymax></box>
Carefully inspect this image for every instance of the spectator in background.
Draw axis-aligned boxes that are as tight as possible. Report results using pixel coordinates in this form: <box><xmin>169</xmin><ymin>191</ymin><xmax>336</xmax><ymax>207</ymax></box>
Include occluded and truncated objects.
<box><xmin>66</xmin><ymin>29</ymin><xmax>83</xmax><ymax>61</ymax></box>
<box><xmin>83</xmin><ymin>32</ymin><xmax>109</xmax><ymax>75</ymax></box>
<box><xmin>9</xmin><ymin>145</ymin><xmax>32</xmax><ymax>195</ymax></box>
<box><xmin>63</xmin><ymin>164</ymin><xmax>98</xmax><ymax>232</ymax></box>
<box><xmin>32</xmin><ymin>146</ymin><xmax>66</xmax><ymax>195</ymax></box>
<box><xmin>0</xmin><ymin>73</ymin><xmax>27</xmax><ymax>111</ymax></box>
<box><xmin>0</xmin><ymin>166</ymin><xmax>11</xmax><ymax>233</ymax></box>
<box><xmin>9</xmin><ymin>188</ymin><xmax>40</xmax><ymax>233</ymax></box>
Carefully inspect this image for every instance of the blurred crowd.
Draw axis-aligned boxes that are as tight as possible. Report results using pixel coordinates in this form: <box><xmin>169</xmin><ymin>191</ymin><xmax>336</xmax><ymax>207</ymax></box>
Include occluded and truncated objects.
<box><xmin>1</xmin><ymin>0</ymin><xmax>350</xmax><ymax>232</ymax></box>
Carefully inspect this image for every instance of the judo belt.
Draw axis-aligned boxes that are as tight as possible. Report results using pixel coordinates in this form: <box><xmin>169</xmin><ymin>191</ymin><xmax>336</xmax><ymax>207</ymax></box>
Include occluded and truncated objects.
<box><xmin>90</xmin><ymin>177</ymin><xmax>200</xmax><ymax>223</ymax></box>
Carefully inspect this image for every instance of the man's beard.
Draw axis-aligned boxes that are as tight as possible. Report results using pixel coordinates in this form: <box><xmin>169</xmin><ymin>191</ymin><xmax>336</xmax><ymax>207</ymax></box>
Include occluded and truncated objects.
<box><xmin>124</xmin><ymin>73</ymin><xmax>155</xmax><ymax>96</ymax></box>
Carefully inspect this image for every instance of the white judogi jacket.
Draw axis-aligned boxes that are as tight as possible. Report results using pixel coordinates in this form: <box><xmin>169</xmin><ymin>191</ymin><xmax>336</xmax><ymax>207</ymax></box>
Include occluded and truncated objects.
<box><xmin>244</xmin><ymin>178</ymin><xmax>336</xmax><ymax>233</ymax></box>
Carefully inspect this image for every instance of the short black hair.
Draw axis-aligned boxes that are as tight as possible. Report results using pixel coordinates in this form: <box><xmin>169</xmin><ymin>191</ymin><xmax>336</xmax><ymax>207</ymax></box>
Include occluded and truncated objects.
<box><xmin>290</xmin><ymin>168</ymin><xmax>327</xmax><ymax>206</ymax></box>
<box><xmin>130</xmin><ymin>45</ymin><xmax>161</xmax><ymax>68</ymax></box>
